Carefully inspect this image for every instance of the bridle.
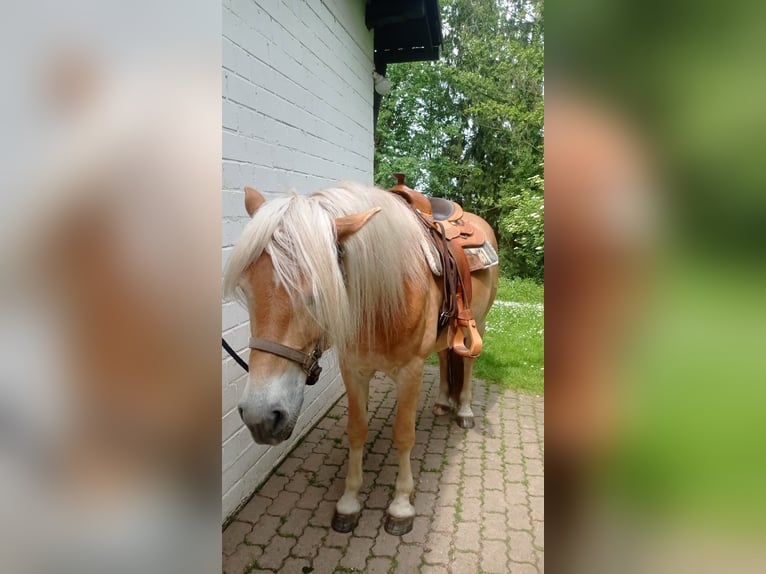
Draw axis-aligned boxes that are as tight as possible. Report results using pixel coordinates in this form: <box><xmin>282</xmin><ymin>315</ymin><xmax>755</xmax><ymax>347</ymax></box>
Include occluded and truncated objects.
<box><xmin>249</xmin><ymin>337</ymin><xmax>323</xmax><ymax>385</ymax></box>
<box><xmin>222</xmin><ymin>241</ymin><xmax>344</xmax><ymax>386</ymax></box>
<box><xmin>221</xmin><ymin>337</ymin><xmax>323</xmax><ymax>386</ymax></box>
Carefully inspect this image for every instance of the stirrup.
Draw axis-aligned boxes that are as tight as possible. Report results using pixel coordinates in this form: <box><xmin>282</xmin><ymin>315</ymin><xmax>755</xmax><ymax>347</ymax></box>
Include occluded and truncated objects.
<box><xmin>450</xmin><ymin>318</ymin><xmax>483</xmax><ymax>358</ymax></box>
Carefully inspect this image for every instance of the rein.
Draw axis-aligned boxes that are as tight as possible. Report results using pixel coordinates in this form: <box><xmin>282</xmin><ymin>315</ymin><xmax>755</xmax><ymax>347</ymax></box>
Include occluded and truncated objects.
<box><xmin>221</xmin><ymin>337</ymin><xmax>323</xmax><ymax>386</ymax></box>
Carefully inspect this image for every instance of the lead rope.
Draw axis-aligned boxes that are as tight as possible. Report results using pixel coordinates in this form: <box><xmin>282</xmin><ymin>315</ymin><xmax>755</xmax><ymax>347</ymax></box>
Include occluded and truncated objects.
<box><xmin>222</xmin><ymin>338</ymin><xmax>249</xmax><ymax>372</ymax></box>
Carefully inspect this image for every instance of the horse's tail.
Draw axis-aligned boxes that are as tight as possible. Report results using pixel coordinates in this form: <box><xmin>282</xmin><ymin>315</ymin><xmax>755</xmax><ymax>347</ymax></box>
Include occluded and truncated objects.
<box><xmin>447</xmin><ymin>349</ymin><xmax>464</xmax><ymax>405</ymax></box>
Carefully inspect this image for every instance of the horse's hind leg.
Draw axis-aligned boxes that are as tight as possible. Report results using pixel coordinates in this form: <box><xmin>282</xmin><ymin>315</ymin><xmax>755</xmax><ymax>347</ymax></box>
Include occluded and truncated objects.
<box><xmin>332</xmin><ymin>367</ymin><xmax>372</xmax><ymax>533</ymax></box>
<box><xmin>385</xmin><ymin>359</ymin><xmax>424</xmax><ymax>535</ymax></box>
<box><xmin>433</xmin><ymin>349</ymin><xmax>476</xmax><ymax>429</ymax></box>
<box><xmin>432</xmin><ymin>350</ymin><xmax>451</xmax><ymax>416</ymax></box>
<box><xmin>456</xmin><ymin>356</ymin><xmax>476</xmax><ymax>428</ymax></box>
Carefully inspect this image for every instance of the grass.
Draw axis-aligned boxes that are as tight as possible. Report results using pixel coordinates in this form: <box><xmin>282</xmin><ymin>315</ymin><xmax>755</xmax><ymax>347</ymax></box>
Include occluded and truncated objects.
<box><xmin>428</xmin><ymin>276</ymin><xmax>544</xmax><ymax>394</ymax></box>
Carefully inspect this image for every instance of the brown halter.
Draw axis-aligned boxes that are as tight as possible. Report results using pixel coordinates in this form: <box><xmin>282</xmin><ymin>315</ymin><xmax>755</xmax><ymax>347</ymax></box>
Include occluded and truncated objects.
<box><xmin>248</xmin><ymin>337</ymin><xmax>323</xmax><ymax>386</ymax></box>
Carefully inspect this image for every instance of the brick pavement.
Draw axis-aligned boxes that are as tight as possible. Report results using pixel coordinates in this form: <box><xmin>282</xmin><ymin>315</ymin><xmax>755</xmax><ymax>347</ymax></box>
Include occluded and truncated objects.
<box><xmin>223</xmin><ymin>366</ymin><xmax>544</xmax><ymax>573</ymax></box>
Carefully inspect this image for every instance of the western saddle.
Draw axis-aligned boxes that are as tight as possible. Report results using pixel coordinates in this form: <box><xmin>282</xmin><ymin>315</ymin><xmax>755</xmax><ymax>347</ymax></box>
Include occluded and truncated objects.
<box><xmin>388</xmin><ymin>173</ymin><xmax>490</xmax><ymax>358</ymax></box>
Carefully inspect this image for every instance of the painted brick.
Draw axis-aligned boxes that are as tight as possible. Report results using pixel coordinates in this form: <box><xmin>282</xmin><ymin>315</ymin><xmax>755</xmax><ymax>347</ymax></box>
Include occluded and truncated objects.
<box><xmin>221</xmin><ymin>0</ymin><xmax>373</xmax><ymax>522</ymax></box>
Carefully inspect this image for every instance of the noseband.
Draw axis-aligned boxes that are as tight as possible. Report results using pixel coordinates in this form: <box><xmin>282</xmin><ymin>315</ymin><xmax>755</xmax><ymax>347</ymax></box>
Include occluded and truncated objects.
<box><xmin>248</xmin><ymin>337</ymin><xmax>323</xmax><ymax>386</ymax></box>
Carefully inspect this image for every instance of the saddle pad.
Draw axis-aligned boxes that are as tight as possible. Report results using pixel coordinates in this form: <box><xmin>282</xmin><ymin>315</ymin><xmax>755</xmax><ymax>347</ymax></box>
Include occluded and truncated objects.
<box><xmin>463</xmin><ymin>241</ymin><xmax>499</xmax><ymax>272</ymax></box>
<box><xmin>426</xmin><ymin>240</ymin><xmax>498</xmax><ymax>276</ymax></box>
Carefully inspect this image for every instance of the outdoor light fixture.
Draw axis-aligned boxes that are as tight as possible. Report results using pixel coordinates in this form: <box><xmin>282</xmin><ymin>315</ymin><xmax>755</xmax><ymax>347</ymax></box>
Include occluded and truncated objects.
<box><xmin>373</xmin><ymin>71</ymin><xmax>391</xmax><ymax>95</ymax></box>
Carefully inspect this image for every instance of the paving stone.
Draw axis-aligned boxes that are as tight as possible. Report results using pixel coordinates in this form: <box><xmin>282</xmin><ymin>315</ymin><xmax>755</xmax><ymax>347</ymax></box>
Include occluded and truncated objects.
<box><xmin>430</xmin><ymin>506</ymin><xmax>455</xmax><ymax>534</ymax></box>
<box><xmin>418</xmin><ymin>471</ymin><xmax>440</xmax><ymax>493</ymax></box>
<box><xmin>245</xmin><ymin>515</ymin><xmax>281</xmax><ymax>546</ymax></box>
<box><xmin>323</xmin><ymin>528</ymin><xmax>352</xmax><ymax>548</ymax></box>
<box><xmin>223</xmin><ymin>543</ymin><xmax>262</xmax><ymax>574</ymax></box>
<box><xmin>533</xmin><ymin>520</ymin><xmax>544</xmax><ymax>549</ymax></box>
<box><xmin>312</xmin><ymin>547</ymin><xmax>343</xmax><ymax>574</ymax></box>
<box><xmin>461</xmin><ymin>496</ymin><xmax>481</xmax><ymax>519</ymax></box>
<box><xmin>308</xmin><ymin>499</ymin><xmax>336</xmax><ymax>526</ymax></box>
<box><xmin>314</xmin><ymin>463</ymin><xmax>341</xmax><ymax>485</ymax></box>
<box><xmin>529</xmin><ymin>496</ymin><xmax>544</xmax><ymax>521</ymax></box>
<box><xmin>439</xmin><ymin>464</ymin><xmax>461</xmax><ymax>485</ymax></box>
<box><xmin>367</xmin><ymin>556</ymin><xmax>395</xmax><ymax>574</ymax></box>
<box><xmin>223</xmin><ymin>521</ymin><xmax>252</xmax><ymax>556</ymax></box>
<box><xmin>506</xmin><ymin>464</ymin><xmax>525</xmax><ymax>482</ymax></box>
<box><xmin>339</xmin><ymin>536</ymin><xmax>374</xmax><ymax>570</ymax></box>
<box><xmin>257</xmin><ymin>535</ymin><xmax>295</xmax><ymax>570</ymax></box>
<box><xmin>401</xmin><ymin>515</ymin><xmax>430</xmax><ymax>544</ymax></box>
<box><xmin>454</xmin><ymin>521</ymin><xmax>480</xmax><ymax>552</ymax></box>
<box><xmin>510</xmin><ymin>562</ymin><xmax>539</xmax><ymax>574</ymax></box>
<box><xmin>525</xmin><ymin>458</ymin><xmax>544</xmax><ymax>476</ymax></box>
<box><xmin>258</xmin><ymin>475</ymin><xmax>289</xmax><ymax>499</ymax></box>
<box><xmin>281</xmin><ymin>557</ymin><xmax>311</xmax><ymax>573</ymax></box>
<box><xmin>371</xmin><ymin>529</ymin><xmax>400</xmax><ymax>557</ymax></box>
<box><xmin>505</xmin><ymin>447</ymin><xmax>523</xmax><ymax>464</ymax></box>
<box><xmin>462</xmin><ymin>461</ymin><xmax>482</xmax><ymax>477</ymax></box>
<box><xmin>292</xmin><ymin>525</ymin><xmax>326</xmax><ymax>558</ymax></box>
<box><xmin>414</xmin><ymin>491</ymin><xmax>437</xmax><ymax>516</ymax></box>
<box><xmin>522</xmin><ymin>442</ymin><xmax>541</xmax><ymax>460</ymax></box>
<box><xmin>450</xmin><ymin>551</ymin><xmax>479</xmax><ymax>574</ymax></box>
<box><xmin>367</xmin><ymin>485</ymin><xmax>392</xmax><ymax>509</ymax></box>
<box><xmin>482</xmin><ymin>511</ymin><xmax>508</xmax><ymax>540</ymax></box>
<box><xmin>426</xmin><ymin>438</ymin><xmax>447</xmax><ymax>454</ymax></box>
<box><xmin>423</xmin><ymin>530</ymin><xmax>451</xmax><ymax>565</ymax></box>
<box><xmin>436</xmin><ymin>483</ymin><xmax>459</xmax><ymax>506</ymax></box>
<box><xmin>302</xmin><ymin>452</ymin><xmax>326</xmax><ymax>472</ymax></box>
<box><xmin>278</xmin><ymin>508</ymin><xmax>312</xmax><ymax>536</ymax></box>
<box><xmin>325</xmin><ymin>447</ymin><xmax>347</xmax><ymax>466</ymax></box>
<box><xmin>506</xmin><ymin>482</ymin><xmax>528</xmax><ymax>505</ymax></box>
<box><xmin>324</xmin><ymin>477</ymin><xmax>345</xmax><ymax>501</ymax></box>
<box><xmin>277</xmin><ymin>457</ymin><xmax>304</xmax><ymax>476</ymax></box>
<box><xmin>527</xmin><ymin>475</ymin><xmax>544</xmax><ymax>497</ymax></box>
<box><xmin>509</xmin><ymin>530</ymin><xmax>536</xmax><ymax>564</ymax></box>
<box><xmin>266</xmin><ymin>491</ymin><xmax>300</xmax><ymax>515</ymax></box>
<box><xmin>422</xmin><ymin>453</ymin><xmax>443</xmax><ymax>471</ymax></box>
<box><xmin>508</xmin><ymin>503</ymin><xmax>532</xmax><ymax>531</ymax></box>
<box><xmin>481</xmin><ymin>539</ymin><xmax>509</xmax><ymax>573</ymax></box>
<box><xmin>376</xmin><ymin>465</ymin><xmax>398</xmax><ymax>486</ymax></box>
<box><xmin>284</xmin><ymin>472</ymin><xmax>309</xmax><ymax>494</ymax></box>
<box><xmin>237</xmin><ymin>494</ymin><xmax>271</xmax><ymax>523</ymax></box>
<box><xmin>421</xmin><ymin>565</ymin><xmax>448</xmax><ymax>574</ymax></box>
<box><xmin>355</xmin><ymin>508</ymin><xmax>384</xmax><ymax>538</ymax></box>
<box><xmin>483</xmin><ymin>469</ymin><xmax>504</xmax><ymax>491</ymax></box>
<box><xmin>297</xmin><ymin>485</ymin><xmax>329</xmax><ymax>511</ymax></box>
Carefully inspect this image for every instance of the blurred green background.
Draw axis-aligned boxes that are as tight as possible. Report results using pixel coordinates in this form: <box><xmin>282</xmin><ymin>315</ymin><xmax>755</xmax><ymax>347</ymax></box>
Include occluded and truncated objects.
<box><xmin>547</xmin><ymin>0</ymin><xmax>766</xmax><ymax>564</ymax></box>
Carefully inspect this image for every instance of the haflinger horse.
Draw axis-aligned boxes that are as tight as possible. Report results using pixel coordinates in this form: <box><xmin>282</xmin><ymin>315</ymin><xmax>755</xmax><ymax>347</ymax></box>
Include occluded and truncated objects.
<box><xmin>223</xmin><ymin>181</ymin><xmax>498</xmax><ymax>535</ymax></box>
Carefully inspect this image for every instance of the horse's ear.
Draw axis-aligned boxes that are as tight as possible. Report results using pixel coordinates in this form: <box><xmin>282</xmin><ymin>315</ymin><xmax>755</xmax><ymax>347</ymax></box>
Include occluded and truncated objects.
<box><xmin>244</xmin><ymin>187</ymin><xmax>266</xmax><ymax>217</ymax></box>
<box><xmin>335</xmin><ymin>207</ymin><xmax>382</xmax><ymax>242</ymax></box>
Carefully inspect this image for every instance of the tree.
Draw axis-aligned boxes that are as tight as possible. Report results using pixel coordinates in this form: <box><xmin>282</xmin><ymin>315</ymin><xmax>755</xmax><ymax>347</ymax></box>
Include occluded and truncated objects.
<box><xmin>375</xmin><ymin>0</ymin><xmax>544</xmax><ymax>278</ymax></box>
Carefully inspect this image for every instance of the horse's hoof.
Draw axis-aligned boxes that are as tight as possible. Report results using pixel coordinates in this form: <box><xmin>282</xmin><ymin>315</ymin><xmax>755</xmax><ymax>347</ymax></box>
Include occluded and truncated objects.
<box><xmin>432</xmin><ymin>403</ymin><xmax>450</xmax><ymax>416</ymax></box>
<box><xmin>331</xmin><ymin>510</ymin><xmax>359</xmax><ymax>533</ymax></box>
<box><xmin>384</xmin><ymin>514</ymin><xmax>414</xmax><ymax>536</ymax></box>
<box><xmin>457</xmin><ymin>416</ymin><xmax>475</xmax><ymax>429</ymax></box>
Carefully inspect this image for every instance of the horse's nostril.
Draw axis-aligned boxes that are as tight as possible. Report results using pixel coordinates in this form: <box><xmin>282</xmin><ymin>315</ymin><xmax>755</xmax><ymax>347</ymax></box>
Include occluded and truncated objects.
<box><xmin>238</xmin><ymin>406</ymin><xmax>244</xmax><ymax>420</ymax></box>
<box><xmin>272</xmin><ymin>410</ymin><xmax>283</xmax><ymax>429</ymax></box>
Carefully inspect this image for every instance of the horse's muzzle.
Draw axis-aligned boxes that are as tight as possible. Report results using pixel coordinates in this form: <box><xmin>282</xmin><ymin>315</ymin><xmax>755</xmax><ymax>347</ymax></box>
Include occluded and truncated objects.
<box><xmin>238</xmin><ymin>402</ymin><xmax>295</xmax><ymax>445</ymax></box>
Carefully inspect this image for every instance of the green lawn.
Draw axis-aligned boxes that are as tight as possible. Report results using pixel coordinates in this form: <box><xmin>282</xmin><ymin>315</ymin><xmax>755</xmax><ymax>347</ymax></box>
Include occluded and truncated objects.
<box><xmin>429</xmin><ymin>276</ymin><xmax>544</xmax><ymax>394</ymax></box>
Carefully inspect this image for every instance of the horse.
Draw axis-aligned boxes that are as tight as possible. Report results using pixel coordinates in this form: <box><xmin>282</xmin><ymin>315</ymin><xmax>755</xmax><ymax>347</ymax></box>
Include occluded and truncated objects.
<box><xmin>223</xmin><ymin>181</ymin><xmax>498</xmax><ymax>535</ymax></box>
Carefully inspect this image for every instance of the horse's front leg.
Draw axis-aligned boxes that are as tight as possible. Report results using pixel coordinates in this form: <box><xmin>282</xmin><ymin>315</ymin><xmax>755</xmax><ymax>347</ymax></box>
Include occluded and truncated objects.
<box><xmin>385</xmin><ymin>359</ymin><xmax>424</xmax><ymax>535</ymax></box>
<box><xmin>331</xmin><ymin>366</ymin><xmax>372</xmax><ymax>532</ymax></box>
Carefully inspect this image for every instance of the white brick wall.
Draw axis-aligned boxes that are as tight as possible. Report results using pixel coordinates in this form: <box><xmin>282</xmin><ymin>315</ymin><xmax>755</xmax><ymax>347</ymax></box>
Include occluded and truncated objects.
<box><xmin>222</xmin><ymin>0</ymin><xmax>374</xmax><ymax>521</ymax></box>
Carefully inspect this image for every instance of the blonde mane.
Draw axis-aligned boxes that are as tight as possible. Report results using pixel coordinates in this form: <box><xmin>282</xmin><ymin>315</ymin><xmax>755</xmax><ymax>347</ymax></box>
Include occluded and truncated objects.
<box><xmin>223</xmin><ymin>182</ymin><xmax>435</xmax><ymax>351</ymax></box>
